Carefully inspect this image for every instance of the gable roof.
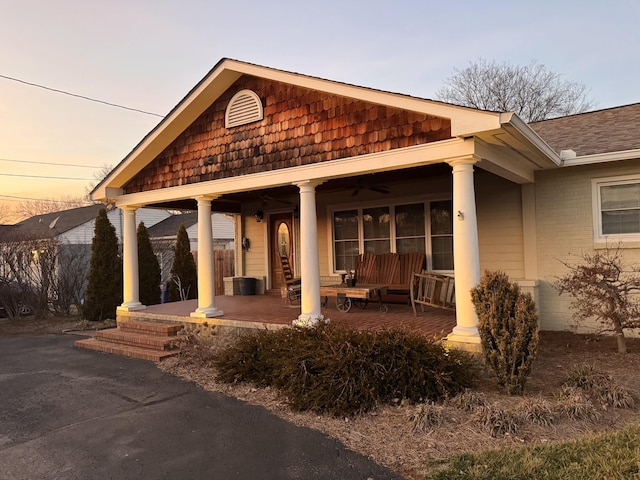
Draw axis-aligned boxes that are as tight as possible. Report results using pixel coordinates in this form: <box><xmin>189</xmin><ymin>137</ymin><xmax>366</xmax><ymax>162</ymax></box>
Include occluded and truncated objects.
<box><xmin>530</xmin><ymin>103</ymin><xmax>640</xmax><ymax>156</ymax></box>
<box><xmin>93</xmin><ymin>58</ymin><xmax>518</xmax><ymax>202</ymax></box>
<box><xmin>3</xmin><ymin>205</ymin><xmax>103</xmax><ymax>240</ymax></box>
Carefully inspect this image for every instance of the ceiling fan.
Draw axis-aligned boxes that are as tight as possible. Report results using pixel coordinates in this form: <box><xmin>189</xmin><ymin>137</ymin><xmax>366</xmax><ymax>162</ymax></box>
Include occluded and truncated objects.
<box><xmin>351</xmin><ymin>181</ymin><xmax>390</xmax><ymax>196</ymax></box>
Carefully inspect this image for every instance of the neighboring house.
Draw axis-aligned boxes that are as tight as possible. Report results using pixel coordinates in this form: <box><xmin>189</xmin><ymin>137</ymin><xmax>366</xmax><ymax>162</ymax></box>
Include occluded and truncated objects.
<box><xmin>90</xmin><ymin>58</ymin><xmax>640</xmax><ymax>344</ymax></box>
<box><xmin>148</xmin><ymin>212</ymin><xmax>235</xmax><ymax>284</ymax></box>
<box><xmin>0</xmin><ymin>204</ymin><xmax>171</xmax><ymax>300</ymax></box>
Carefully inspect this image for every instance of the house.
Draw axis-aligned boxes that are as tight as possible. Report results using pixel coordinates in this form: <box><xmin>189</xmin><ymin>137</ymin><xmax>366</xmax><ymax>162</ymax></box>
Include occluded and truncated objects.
<box><xmin>91</xmin><ymin>58</ymin><xmax>640</xmax><ymax>345</ymax></box>
<box><xmin>0</xmin><ymin>204</ymin><xmax>171</xmax><ymax>301</ymax></box>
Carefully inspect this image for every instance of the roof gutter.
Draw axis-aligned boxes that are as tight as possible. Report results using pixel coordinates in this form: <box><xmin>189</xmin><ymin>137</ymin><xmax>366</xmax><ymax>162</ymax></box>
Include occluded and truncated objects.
<box><xmin>498</xmin><ymin>112</ymin><xmax>562</xmax><ymax>166</ymax></box>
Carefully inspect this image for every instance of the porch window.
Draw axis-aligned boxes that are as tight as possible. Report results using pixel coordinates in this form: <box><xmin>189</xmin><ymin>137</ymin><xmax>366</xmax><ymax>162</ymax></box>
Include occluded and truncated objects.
<box><xmin>331</xmin><ymin>200</ymin><xmax>452</xmax><ymax>272</ymax></box>
<box><xmin>395</xmin><ymin>203</ymin><xmax>426</xmax><ymax>254</ymax></box>
<box><xmin>593</xmin><ymin>175</ymin><xmax>640</xmax><ymax>240</ymax></box>
<box><xmin>333</xmin><ymin>210</ymin><xmax>359</xmax><ymax>271</ymax></box>
<box><xmin>430</xmin><ymin>200</ymin><xmax>453</xmax><ymax>270</ymax></box>
<box><xmin>363</xmin><ymin>207</ymin><xmax>390</xmax><ymax>254</ymax></box>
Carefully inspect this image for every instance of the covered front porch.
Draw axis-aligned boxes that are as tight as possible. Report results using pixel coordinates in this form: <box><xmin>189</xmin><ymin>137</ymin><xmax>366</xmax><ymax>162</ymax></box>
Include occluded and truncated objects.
<box><xmin>118</xmin><ymin>293</ymin><xmax>456</xmax><ymax>338</ymax></box>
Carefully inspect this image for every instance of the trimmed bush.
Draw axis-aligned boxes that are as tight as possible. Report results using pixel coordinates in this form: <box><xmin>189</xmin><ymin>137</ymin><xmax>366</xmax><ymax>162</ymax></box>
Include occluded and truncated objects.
<box><xmin>83</xmin><ymin>208</ymin><xmax>122</xmax><ymax>321</ymax></box>
<box><xmin>137</xmin><ymin>221</ymin><xmax>161</xmax><ymax>306</ymax></box>
<box><xmin>170</xmin><ymin>224</ymin><xmax>197</xmax><ymax>301</ymax></box>
<box><xmin>471</xmin><ymin>271</ymin><xmax>539</xmax><ymax>395</ymax></box>
<box><xmin>214</xmin><ymin>324</ymin><xmax>479</xmax><ymax>417</ymax></box>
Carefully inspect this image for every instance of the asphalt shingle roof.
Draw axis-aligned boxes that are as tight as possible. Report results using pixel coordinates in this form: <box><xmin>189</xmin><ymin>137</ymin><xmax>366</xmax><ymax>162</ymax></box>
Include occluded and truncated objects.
<box><xmin>531</xmin><ymin>103</ymin><xmax>640</xmax><ymax>156</ymax></box>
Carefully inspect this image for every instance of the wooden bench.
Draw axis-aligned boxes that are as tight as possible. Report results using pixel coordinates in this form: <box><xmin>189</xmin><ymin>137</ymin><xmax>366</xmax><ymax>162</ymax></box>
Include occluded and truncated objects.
<box><xmin>410</xmin><ymin>272</ymin><xmax>455</xmax><ymax>315</ymax></box>
<box><xmin>355</xmin><ymin>252</ymin><xmax>425</xmax><ymax>304</ymax></box>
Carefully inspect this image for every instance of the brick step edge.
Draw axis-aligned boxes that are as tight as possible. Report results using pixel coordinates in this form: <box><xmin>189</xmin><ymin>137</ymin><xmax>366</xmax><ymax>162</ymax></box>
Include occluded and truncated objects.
<box><xmin>96</xmin><ymin>328</ymin><xmax>184</xmax><ymax>351</ymax></box>
<box><xmin>74</xmin><ymin>338</ymin><xmax>179</xmax><ymax>362</ymax></box>
<box><xmin>116</xmin><ymin>319</ymin><xmax>184</xmax><ymax>337</ymax></box>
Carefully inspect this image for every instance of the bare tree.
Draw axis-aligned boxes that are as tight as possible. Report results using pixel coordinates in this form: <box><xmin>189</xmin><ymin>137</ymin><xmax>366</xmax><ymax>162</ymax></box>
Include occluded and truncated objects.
<box><xmin>86</xmin><ymin>163</ymin><xmax>114</xmax><ymax>195</ymax></box>
<box><xmin>436</xmin><ymin>59</ymin><xmax>595</xmax><ymax>122</ymax></box>
<box><xmin>0</xmin><ymin>232</ymin><xmax>90</xmax><ymax>318</ymax></box>
<box><xmin>15</xmin><ymin>196</ymin><xmax>91</xmax><ymax>222</ymax></box>
<box><xmin>555</xmin><ymin>243</ymin><xmax>640</xmax><ymax>353</ymax></box>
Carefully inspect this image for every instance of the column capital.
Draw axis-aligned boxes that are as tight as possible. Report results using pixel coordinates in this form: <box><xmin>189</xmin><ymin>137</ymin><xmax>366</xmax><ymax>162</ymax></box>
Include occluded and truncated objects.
<box><xmin>195</xmin><ymin>194</ymin><xmax>219</xmax><ymax>204</ymax></box>
<box><xmin>294</xmin><ymin>179</ymin><xmax>324</xmax><ymax>191</ymax></box>
<box><xmin>446</xmin><ymin>155</ymin><xmax>479</xmax><ymax>169</ymax></box>
<box><xmin>119</xmin><ymin>204</ymin><xmax>140</xmax><ymax>212</ymax></box>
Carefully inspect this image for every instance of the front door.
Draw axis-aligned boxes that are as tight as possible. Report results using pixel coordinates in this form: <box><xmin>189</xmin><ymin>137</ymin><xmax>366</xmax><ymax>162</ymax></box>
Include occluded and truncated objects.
<box><xmin>270</xmin><ymin>212</ymin><xmax>295</xmax><ymax>290</ymax></box>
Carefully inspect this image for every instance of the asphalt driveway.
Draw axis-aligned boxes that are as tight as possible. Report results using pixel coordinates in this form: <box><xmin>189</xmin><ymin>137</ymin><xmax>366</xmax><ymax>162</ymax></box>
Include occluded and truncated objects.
<box><xmin>0</xmin><ymin>335</ymin><xmax>403</xmax><ymax>480</ymax></box>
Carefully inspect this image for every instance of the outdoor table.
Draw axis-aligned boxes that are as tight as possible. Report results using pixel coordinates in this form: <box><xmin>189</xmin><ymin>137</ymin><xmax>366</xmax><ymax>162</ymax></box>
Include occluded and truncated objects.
<box><xmin>320</xmin><ymin>283</ymin><xmax>389</xmax><ymax>313</ymax></box>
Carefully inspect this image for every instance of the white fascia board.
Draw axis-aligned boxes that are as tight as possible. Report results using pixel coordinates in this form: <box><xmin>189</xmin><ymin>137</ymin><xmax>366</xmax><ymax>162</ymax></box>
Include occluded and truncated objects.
<box><xmin>498</xmin><ymin>112</ymin><xmax>561</xmax><ymax>167</ymax></box>
<box><xmin>561</xmin><ymin>149</ymin><xmax>640</xmax><ymax>167</ymax></box>
<box><xmin>114</xmin><ymin>138</ymin><xmax>474</xmax><ymax>208</ymax></box>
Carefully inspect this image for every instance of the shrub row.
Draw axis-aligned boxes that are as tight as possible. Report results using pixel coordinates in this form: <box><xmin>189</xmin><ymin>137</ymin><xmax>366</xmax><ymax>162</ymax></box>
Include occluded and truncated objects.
<box><xmin>214</xmin><ymin>324</ymin><xmax>479</xmax><ymax>417</ymax></box>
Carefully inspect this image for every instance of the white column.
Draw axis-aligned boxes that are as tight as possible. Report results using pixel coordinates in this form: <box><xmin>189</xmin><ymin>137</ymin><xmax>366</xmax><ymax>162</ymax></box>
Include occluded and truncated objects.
<box><xmin>119</xmin><ymin>206</ymin><xmax>144</xmax><ymax>311</ymax></box>
<box><xmin>447</xmin><ymin>158</ymin><xmax>481</xmax><ymax>344</ymax></box>
<box><xmin>293</xmin><ymin>180</ymin><xmax>325</xmax><ymax>327</ymax></box>
<box><xmin>191</xmin><ymin>197</ymin><xmax>224</xmax><ymax>318</ymax></box>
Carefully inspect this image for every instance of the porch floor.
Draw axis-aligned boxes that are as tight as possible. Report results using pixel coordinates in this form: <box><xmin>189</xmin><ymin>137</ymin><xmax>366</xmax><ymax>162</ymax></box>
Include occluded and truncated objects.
<box><xmin>128</xmin><ymin>291</ymin><xmax>456</xmax><ymax>338</ymax></box>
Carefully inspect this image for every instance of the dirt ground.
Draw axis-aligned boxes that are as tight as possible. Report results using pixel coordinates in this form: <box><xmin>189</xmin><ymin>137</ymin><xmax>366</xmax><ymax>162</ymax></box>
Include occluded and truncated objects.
<box><xmin>3</xmin><ymin>316</ymin><xmax>639</xmax><ymax>479</ymax></box>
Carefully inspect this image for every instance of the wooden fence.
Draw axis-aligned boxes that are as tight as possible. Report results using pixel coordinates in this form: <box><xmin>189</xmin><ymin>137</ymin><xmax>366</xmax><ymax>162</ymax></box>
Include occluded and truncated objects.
<box><xmin>214</xmin><ymin>249</ymin><xmax>235</xmax><ymax>295</ymax></box>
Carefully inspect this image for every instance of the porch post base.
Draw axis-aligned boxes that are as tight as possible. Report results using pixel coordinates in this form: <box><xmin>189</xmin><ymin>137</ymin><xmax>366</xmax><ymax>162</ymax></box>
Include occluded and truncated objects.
<box><xmin>446</xmin><ymin>327</ymin><xmax>482</xmax><ymax>353</ymax></box>
<box><xmin>118</xmin><ymin>302</ymin><xmax>145</xmax><ymax>312</ymax></box>
<box><xmin>190</xmin><ymin>307</ymin><xmax>224</xmax><ymax>318</ymax></box>
<box><xmin>293</xmin><ymin>313</ymin><xmax>327</xmax><ymax>327</ymax></box>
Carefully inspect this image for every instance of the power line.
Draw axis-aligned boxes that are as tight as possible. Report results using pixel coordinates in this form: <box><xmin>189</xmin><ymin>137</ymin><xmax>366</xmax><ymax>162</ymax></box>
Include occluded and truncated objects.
<box><xmin>0</xmin><ymin>73</ymin><xmax>164</xmax><ymax>117</ymax></box>
<box><xmin>0</xmin><ymin>173</ymin><xmax>92</xmax><ymax>180</ymax></box>
<box><xmin>0</xmin><ymin>194</ymin><xmax>90</xmax><ymax>203</ymax></box>
<box><xmin>0</xmin><ymin>158</ymin><xmax>104</xmax><ymax>169</ymax></box>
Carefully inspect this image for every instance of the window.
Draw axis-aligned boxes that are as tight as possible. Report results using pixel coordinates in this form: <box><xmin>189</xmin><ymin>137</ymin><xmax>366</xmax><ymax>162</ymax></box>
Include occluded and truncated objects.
<box><xmin>593</xmin><ymin>176</ymin><xmax>640</xmax><ymax>240</ymax></box>
<box><xmin>332</xmin><ymin>200</ymin><xmax>452</xmax><ymax>272</ymax></box>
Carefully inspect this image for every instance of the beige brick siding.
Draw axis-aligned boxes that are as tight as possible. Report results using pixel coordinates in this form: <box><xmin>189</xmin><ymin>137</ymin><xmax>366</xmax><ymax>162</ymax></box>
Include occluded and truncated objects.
<box><xmin>535</xmin><ymin>159</ymin><xmax>640</xmax><ymax>332</ymax></box>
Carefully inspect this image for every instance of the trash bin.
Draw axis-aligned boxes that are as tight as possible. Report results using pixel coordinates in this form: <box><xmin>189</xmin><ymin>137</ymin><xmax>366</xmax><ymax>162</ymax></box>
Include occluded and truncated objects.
<box><xmin>238</xmin><ymin>277</ymin><xmax>256</xmax><ymax>296</ymax></box>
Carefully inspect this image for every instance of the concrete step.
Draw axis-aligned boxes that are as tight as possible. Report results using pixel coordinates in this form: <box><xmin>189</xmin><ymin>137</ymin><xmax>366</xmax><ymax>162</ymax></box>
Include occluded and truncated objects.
<box><xmin>96</xmin><ymin>328</ymin><xmax>181</xmax><ymax>351</ymax></box>
<box><xmin>74</xmin><ymin>338</ymin><xmax>179</xmax><ymax>362</ymax></box>
<box><xmin>117</xmin><ymin>319</ymin><xmax>184</xmax><ymax>337</ymax></box>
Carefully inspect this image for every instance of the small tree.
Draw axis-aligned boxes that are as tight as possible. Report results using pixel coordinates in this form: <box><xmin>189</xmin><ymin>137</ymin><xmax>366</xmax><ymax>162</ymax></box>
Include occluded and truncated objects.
<box><xmin>556</xmin><ymin>244</ymin><xmax>640</xmax><ymax>353</ymax></box>
<box><xmin>137</xmin><ymin>222</ymin><xmax>161</xmax><ymax>306</ymax></box>
<box><xmin>169</xmin><ymin>224</ymin><xmax>197</xmax><ymax>302</ymax></box>
<box><xmin>471</xmin><ymin>271</ymin><xmax>539</xmax><ymax>395</ymax></box>
<box><xmin>83</xmin><ymin>208</ymin><xmax>122</xmax><ymax>321</ymax></box>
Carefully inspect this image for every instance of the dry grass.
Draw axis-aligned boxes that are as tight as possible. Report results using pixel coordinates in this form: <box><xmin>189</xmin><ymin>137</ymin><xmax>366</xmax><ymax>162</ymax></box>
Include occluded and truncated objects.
<box><xmin>159</xmin><ymin>330</ymin><xmax>640</xmax><ymax>479</ymax></box>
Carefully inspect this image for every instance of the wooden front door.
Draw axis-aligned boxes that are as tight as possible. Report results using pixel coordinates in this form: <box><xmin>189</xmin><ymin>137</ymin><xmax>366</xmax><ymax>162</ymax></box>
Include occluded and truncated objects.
<box><xmin>270</xmin><ymin>212</ymin><xmax>295</xmax><ymax>290</ymax></box>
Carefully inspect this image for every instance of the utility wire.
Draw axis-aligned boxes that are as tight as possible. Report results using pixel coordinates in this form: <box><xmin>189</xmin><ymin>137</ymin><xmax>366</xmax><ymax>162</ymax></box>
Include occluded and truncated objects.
<box><xmin>0</xmin><ymin>194</ymin><xmax>90</xmax><ymax>203</ymax></box>
<box><xmin>0</xmin><ymin>173</ymin><xmax>92</xmax><ymax>181</ymax></box>
<box><xmin>0</xmin><ymin>157</ymin><xmax>103</xmax><ymax>169</ymax></box>
<box><xmin>0</xmin><ymin>73</ymin><xmax>164</xmax><ymax>117</ymax></box>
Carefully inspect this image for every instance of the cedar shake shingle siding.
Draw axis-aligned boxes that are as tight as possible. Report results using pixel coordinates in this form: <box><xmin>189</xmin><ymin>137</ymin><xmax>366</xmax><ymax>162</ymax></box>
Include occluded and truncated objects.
<box><xmin>123</xmin><ymin>76</ymin><xmax>452</xmax><ymax>194</ymax></box>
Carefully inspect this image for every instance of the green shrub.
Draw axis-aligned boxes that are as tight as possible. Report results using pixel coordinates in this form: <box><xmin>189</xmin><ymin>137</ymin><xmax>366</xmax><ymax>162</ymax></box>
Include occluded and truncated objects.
<box><xmin>137</xmin><ymin>221</ymin><xmax>161</xmax><ymax>306</ymax></box>
<box><xmin>214</xmin><ymin>324</ymin><xmax>479</xmax><ymax>417</ymax></box>
<box><xmin>471</xmin><ymin>271</ymin><xmax>539</xmax><ymax>395</ymax></box>
<box><xmin>83</xmin><ymin>208</ymin><xmax>122</xmax><ymax>321</ymax></box>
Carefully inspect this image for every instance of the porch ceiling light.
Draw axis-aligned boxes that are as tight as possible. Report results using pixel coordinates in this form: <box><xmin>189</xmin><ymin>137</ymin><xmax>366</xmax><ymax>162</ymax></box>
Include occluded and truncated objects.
<box><xmin>255</xmin><ymin>210</ymin><xmax>264</xmax><ymax>223</ymax></box>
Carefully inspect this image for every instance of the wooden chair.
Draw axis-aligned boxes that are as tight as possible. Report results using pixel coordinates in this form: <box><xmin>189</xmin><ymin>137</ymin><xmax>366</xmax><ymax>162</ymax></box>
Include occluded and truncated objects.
<box><xmin>410</xmin><ymin>272</ymin><xmax>455</xmax><ymax>315</ymax></box>
<box><xmin>280</xmin><ymin>256</ymin><xmax>301</xmax><ymax>304</ymax></box>
<box><xmin>356</xmin><ymin>252</ymin><xmax>377</xmax><ymax>284</ymax></box>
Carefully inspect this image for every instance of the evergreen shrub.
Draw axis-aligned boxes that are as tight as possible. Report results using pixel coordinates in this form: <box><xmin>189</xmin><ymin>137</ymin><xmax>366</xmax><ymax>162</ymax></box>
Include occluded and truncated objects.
<box><xmin>471</xmin><ymin>270</ymin><xmax>539</xmax><ymax>395</ymax></box>
<box><xmin>214</xmin><ymin>324</ymin><xmax>479</xmax><ymax>417</ymax></box>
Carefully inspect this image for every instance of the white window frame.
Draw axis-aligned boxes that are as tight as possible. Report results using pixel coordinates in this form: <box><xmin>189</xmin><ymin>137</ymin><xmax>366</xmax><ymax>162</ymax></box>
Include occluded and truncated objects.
<box><xmin>328</xmin><ymin>198</ymin><xmax>453</xmax><ymax>274</ymax></box>
<box><xmin>592</xmin><ymin>174</ymin><xmax>640</xmax><ymax>242</ymax></box>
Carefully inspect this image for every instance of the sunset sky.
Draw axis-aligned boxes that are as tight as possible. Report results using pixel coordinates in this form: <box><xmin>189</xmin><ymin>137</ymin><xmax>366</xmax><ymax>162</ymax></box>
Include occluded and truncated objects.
<box><xmin>1</xmin><ymin>0</ymin><xmax>638</xmax><ymax>219</ymax></box>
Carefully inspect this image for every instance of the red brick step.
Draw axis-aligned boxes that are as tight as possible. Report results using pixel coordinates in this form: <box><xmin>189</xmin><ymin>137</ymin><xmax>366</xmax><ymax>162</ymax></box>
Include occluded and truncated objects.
<box><xmin>74</xmin><ymin>319</ymin><xmax>185</xmax><ymax>362</ymax></box>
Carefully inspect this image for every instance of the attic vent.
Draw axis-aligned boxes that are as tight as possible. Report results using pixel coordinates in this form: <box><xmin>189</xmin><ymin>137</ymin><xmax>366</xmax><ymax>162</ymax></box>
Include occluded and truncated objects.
<box><xmin>225</xmin><ymin>89</ymin><xmax>263</xmax><ymax>128</ymax></box>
